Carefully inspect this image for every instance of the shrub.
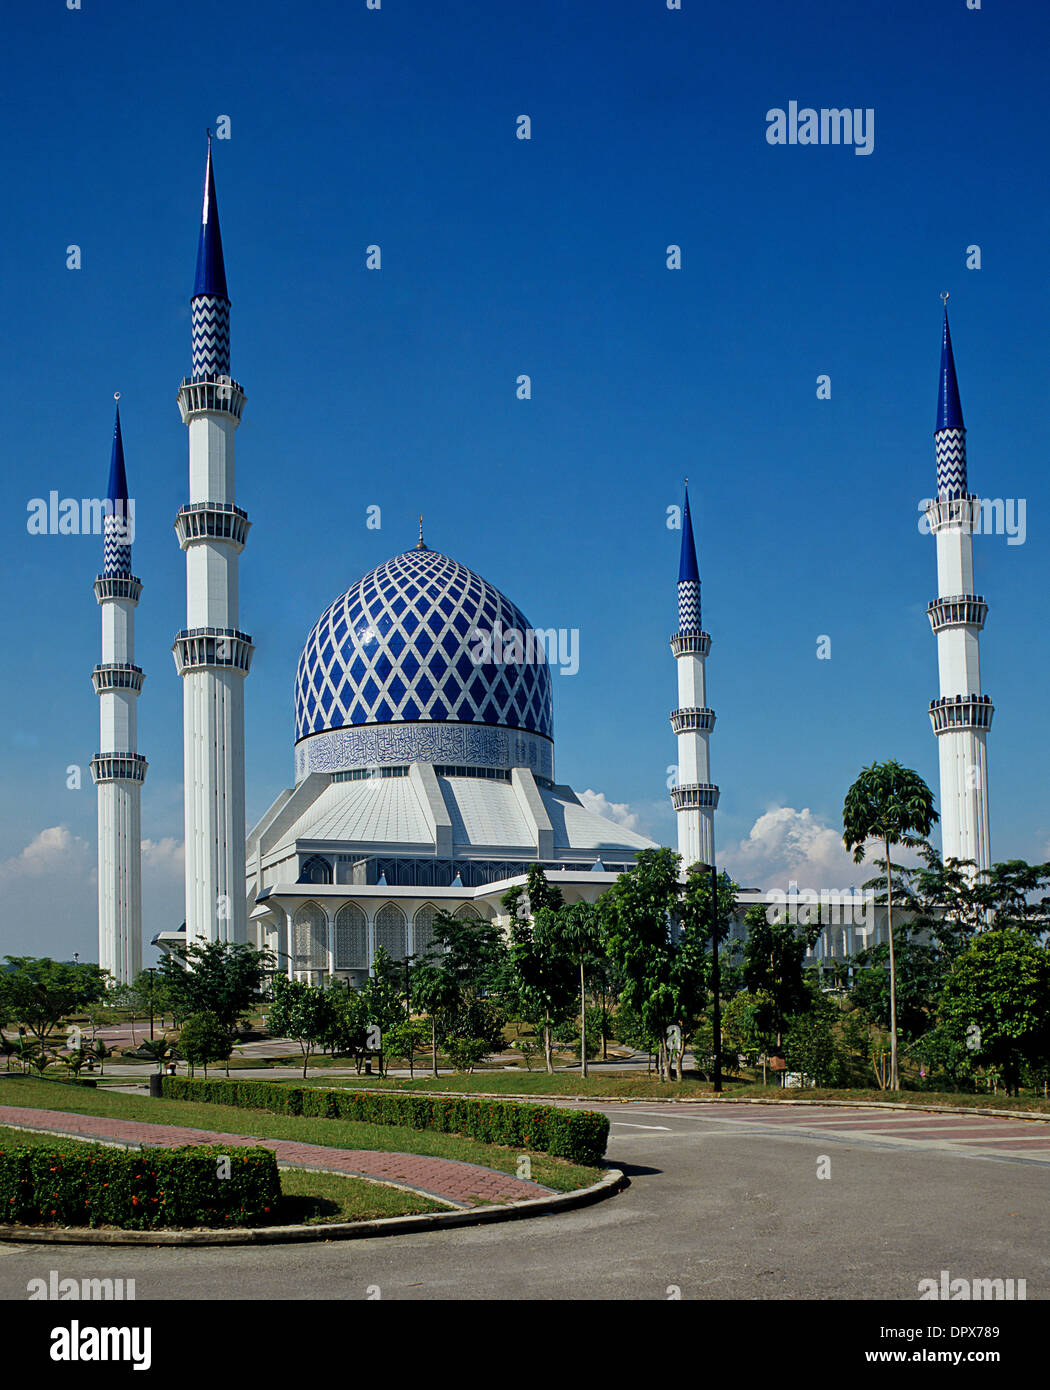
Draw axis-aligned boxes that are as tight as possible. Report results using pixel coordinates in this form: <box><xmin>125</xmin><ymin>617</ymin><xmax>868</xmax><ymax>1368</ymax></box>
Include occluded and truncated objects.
<box><xmin>161</xmin><ymin>1076</ymin><xmax>609</xmax><ymax>1165</ymax></box>
<box><xmin>0</xmin><ymin>1143</ymin><xmax>279</xmax><ymax>1229</ymax></box>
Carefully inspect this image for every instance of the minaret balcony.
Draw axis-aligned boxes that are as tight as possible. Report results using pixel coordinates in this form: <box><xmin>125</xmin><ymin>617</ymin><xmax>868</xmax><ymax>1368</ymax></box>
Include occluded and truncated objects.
<box><xmin>90</xmin><ymin>752</ymin><xmax>148</xmax><ymax>784</ymax></box>
<box><xmin>924</xmin><ymin>494</ymin><xmax>979</xmax><ymax>534</ymax></box>
<box><xmin>93</xmin><ymin>574</ymin><xmax>143</xmax><ymax>604</ymax></box>
<box><xmin>173</xmin><ymin>627</ymin><xmax>254</xmax><ymax>675</ymax></box>
<box><xmin>670</xmin><ymin>783</ymin><xmax>720</xmax><ymax>811</ymax></box>
<box><xmin>670</xmin><ymin>632</ymin><xmax>711</xmax><ymax>658</ymax></box>
<box><xmin>929</xmin><ymin>694</ymin><xmax>994</xmax><ymax>734</ymax></box>
<box><xmin>177</xmin><ymin>375</ymin><xmax>246</xmax><ymax>423</ymax></box>
<box><xmin>670</xmin><ymin>707</ymin><xmax>716</xmax><ymax>735</ymax></box>
<box><xmin>175</xmin><ymin>502</ymin><xmax>251</xmax><ymax>551</ymax></box>
<box><xmin>92</xmin><ymin>663</ymin><xmax>145</xmax><ymax>695</ymax></box>
<box><xmin>927</xmin><ymin>594</ymin><xmax>988</xmax><ymax>634</ymax></box>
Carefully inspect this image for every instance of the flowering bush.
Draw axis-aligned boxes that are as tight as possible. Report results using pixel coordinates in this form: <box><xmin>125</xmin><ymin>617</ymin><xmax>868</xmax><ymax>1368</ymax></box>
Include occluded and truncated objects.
<box><xmin>0</xmin><ymin>1144</ymin><xmax>280</xmax><ymax>1229</ymax></box>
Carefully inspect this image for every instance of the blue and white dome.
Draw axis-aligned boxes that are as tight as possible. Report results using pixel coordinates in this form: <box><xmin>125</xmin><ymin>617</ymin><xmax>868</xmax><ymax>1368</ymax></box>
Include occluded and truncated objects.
<box><xmin>293</xmin><ymin>545</ymin><xmax>555</xmax><ymax>781</ymax></box>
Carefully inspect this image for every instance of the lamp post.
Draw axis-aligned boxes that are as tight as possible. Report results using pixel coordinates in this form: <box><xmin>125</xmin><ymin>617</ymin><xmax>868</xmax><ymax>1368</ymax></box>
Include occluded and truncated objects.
<box><xmin>147</xmin><ymin>967</ymin><xmax>156</xmax><ymax>1041</ymax></box>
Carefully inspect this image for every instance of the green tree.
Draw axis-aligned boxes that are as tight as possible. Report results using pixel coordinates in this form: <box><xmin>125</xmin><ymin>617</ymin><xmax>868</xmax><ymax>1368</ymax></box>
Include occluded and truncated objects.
<box><xmin>138</xmin><ymin>1037</ymin><xmax>178</xmax><ymax>1074</ymax></box>
<box><xmin>361</xmin><ymin>948</ymin><xmax>409</xmax><ymax>1077</ymax></box>
<box><xmin>266</xmin><ymin>976</ymin><xmax>335</xmax><ymax>1078</ymax></box>
<box><xmin>784</xmin><ymin>1005</ymin><xmax>846</xmax><ymax>1088</ymax></box>
<box><xmin>160</xmin><ymin>941</ymin><xmax>273</xmax><ymax>1032</ymax></box>
<box><xmin>1</xmin><ymin>957</ymin><xmax>108</xmax><ymax>1045</ymax></box>
<box><xmin>412</xmin><ymin>962</ymin><xmax>461</xmax><ymax>1077</ymax></box>
<box><xmin>132</xmin><ymin>970</ymin><xmax>171</xmax><ymax>1035</ymax></box>
<box><xmin>842</xmin><ymin>760</ymin><xmax>938</xmax><ymax>1091</ymax></box>
<box><xmin>851</xmin><ymin>933</ymin><xmax>943</xmax><ymax>1043</ymax></box>
<box><xmin>503</xmin><ymin>867</ymin><xmax>574</xmax><ymax>1074</ymax></box>
<box><xmin>545</xmin><ymin>900</ymin><xmax>602</xmax><ymax>1078</ymax></box>
<box><xmin>722</xmin><ymin>988</ymin><xmax>777</xmax><ymax>1080</ymax></box>
<box><xmin>678</xmin><ymin>864</ymin><xmax>737</xmax><ymax>1080</ymax></box>
<box><xmin>177</xmin><ymin>1012</ymin><xmax>234</xmax><ymax>1079</ymax></box>
<box><xmin>939</xmin><ymin>929</ymin><xmax>1050</xmax><ymax>1095</ymax></box>
<box><xmin>599</xmin><ymin>848</ymin><xmax>702</xmax><ymax>1082</ymax></box>
<box><xmin>740</xmin><ymin>904</ymin><xmax>820</xmax><ymax>1055</ymax></box>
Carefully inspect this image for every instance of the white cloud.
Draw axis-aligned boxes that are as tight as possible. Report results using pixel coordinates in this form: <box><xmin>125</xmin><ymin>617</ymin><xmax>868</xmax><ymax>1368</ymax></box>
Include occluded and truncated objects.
<box><xmin>0</xmin><ymin>826</ymin><xmax>95</xmax><ymax>960</ymax></box>
<box><xmin>142</xmin><ymin>838</ymin><xmax>184</xmax><ymax>874</ymax></box>
<box><xmin>578</xmin><ymin>789</ymin><xmax>643</xmax><ymax>834</ymax></box>
<box><xmin>0</xmin><ymin>825</ymin><xmax>93</xmax><ymax>884</ymax></box>
<box><xmin>722</xmin><ymin>805</ymin><xmax>909</xmax><ymax>893</ymax></box>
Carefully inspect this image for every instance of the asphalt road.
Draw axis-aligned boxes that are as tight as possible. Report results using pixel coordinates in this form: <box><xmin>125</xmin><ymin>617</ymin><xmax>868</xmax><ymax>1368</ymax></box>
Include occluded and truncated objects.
<box><xmin>1</xmin><ymin>1101</ymin><xmax>1047</xmax><ymax>1301</ymax></box>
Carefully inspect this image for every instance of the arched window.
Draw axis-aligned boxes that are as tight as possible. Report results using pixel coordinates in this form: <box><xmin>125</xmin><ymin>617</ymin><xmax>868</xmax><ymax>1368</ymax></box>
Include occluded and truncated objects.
<box><xmin>298</xmin><ymin>855</ymin><xmax>332</xmax><ymax>885</ymax></box>
<box><xmin>374</xmin><ymin>902</ymin><xmax>408</xmax><ymax>962</ymax></box>
<box><xmin>293</xmin><ymin>901</ymin><xmax>328</xmax><ymax>970</ymax></box>
<box><xmin>335</xmin><ymin>903</ymin><xmax>368</xmax><ymax>970</ymax></box>
<box><xmin>454</xmin><ymin>904</ymin><xmax>482</xmax><ymax>921</ymax></box>
<box><xmin>413</xmin><ymin>903</ymin><xmax>441</xmax><ymax>960</ymax></box>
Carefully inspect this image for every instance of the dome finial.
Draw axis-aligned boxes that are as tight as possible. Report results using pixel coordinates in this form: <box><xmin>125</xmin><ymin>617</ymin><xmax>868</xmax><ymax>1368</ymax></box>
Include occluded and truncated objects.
<box><xmin>416</xmin><ymin>514</ymin><xmax>427</xmax><ymax>549</ymax></box>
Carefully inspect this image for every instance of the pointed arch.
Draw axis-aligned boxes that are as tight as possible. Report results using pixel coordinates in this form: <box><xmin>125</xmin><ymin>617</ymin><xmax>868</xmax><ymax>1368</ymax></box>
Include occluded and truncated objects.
<box><xmin>374</xmin><ymin>901</ymin><xmax>408</xmax><ymax>962</ymax></box>
<box><xmin>335</xmin><ymin>903</ymin><xmax>368</xmax><ymax>969</ymax></box>
<box><xmin>413</xmin><ymin>902</ymin><xmax>441</xmax><ymax>960</ymax></box>
<box><xmin>298</xmin><ymin>855</ymin><xmax>332</xmax><ymax>885</ymax></box>
<box><xmin>454</xmin><ymin>903</ymin><xmax>482</xmax><ymax>921</ymax></box>
<box><xmin>293</xmin><ymin>900</ymin><xmax>328</xmax><ymax>970</ymax></box>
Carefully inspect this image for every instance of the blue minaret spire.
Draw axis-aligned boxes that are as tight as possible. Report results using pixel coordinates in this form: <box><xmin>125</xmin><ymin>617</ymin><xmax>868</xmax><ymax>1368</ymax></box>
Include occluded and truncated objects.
<box><xmin>677</xmin><ymin>483</ymin><xmax>702</xmax><ymax>634</ymax></box>
<box><xmin>190</xmin><ymin>134</ymin><xmax>231</xmax><ymax>378</ymax></box>
<box><xmin>669</xmin><ymin>480</ymin><xmax>718</xmax><ymax>868</ymax></box>
<box><xmin>935</xmin><ymin>300</ymin><xmax>967</xmax><ymax>498</ymax></box>
<box><xmin>103</xmin><ymin>402</ymin><xmax>132</xmax><ymax>577</ymax></box>
<box><xmin>92</xmin><ymin>393</ymin><xmax>146</xmax><ymax>984</ymax></box>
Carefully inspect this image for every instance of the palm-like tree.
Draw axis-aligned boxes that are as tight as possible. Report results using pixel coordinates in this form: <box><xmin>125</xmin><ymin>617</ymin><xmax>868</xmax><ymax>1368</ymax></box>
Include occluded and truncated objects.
<box><xmin>843</xmin><ymin>760</ymin><xmax>937</xmax><ymax>1091</ymax></box>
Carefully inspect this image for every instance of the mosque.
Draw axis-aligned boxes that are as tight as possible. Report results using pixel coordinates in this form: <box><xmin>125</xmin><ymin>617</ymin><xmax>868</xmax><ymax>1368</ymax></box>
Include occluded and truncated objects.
<box><xmin>93</xmin><ymin>142</ymin><xmax>992</xmax><ymax>983</ymax></box>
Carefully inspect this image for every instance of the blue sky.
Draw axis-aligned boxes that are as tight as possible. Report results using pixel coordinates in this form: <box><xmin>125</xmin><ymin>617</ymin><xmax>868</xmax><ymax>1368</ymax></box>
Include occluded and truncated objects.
<box><xmin>2</xmin><ymin>0</ymin><xmax>1048</xmax><ymax>961</ymax></box>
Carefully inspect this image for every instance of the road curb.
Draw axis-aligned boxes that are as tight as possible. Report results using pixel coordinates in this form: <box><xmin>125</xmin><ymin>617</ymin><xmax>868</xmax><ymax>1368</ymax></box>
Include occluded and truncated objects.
<box><xmin>0</xmin><ymin>1167</ymin><xmax>625</xmax><ymax>1247</ymax></box>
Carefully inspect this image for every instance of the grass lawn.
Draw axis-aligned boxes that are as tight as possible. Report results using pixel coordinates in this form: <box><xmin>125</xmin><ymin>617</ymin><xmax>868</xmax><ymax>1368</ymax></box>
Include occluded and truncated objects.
<box><xmin>0</xmin><ymin>1077</ymin><xmax>602</xmax><ymax>1192</ymax></box>
<box><xmin>0</xmin><ymin>1124</ymin><xmax>444</xmax><ymax>1224</ymax></box>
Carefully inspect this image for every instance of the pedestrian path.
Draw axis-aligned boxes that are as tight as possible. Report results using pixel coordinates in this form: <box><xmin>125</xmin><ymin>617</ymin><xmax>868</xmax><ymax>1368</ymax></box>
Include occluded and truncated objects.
<box><xmin>0</xmin><ymin>1105</ymin><xmax>555</xmax><ymax>1210</ymax></box>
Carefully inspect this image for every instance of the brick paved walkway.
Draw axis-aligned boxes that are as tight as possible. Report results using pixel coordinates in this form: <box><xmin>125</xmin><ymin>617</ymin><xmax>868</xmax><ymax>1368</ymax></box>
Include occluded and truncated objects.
<box><xmin>0</xmin><ymin>1106</ymin><xmax>555</xmax><ymax>1209</ymax></box>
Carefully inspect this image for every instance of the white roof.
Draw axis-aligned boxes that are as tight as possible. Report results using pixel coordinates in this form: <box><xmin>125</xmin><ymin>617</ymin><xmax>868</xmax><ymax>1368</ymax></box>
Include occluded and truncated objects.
<box><xmin>540</xmin><ymin>787</ymin><xmax>655</xmax><ymax>853</ymax></box>
<box><xmin>263</xmin><ymin>768</ymin><xmax>655</xmax><ymax>859</ymax></box>
<box><xmin>440</xmin><ymin>776</ymin><xmax>533</xmax><ymax>850</ymax></box>
<box><xmin>280</xmin><ymin>777</ymin><xmax>433</xmax><ymax>848</ymax></box>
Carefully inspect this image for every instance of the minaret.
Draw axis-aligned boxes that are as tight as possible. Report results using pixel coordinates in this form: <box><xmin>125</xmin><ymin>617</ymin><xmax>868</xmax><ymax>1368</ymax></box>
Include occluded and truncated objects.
<box><xmin>173</xmin><ymin>137</ymin><xmax>253</xmax><ymax>945</ymax></box>
<box><xmin>669</xmin><ymin>485</ymin><xmax>719</xmax><ymax>868</ymax></box>
<box><xmin>91</xmin><ymin>400</ymin><xmax>146</xmax><ymax>983</ymax></box>
<box><xmin>925</xmin><ymin>302</ymin><xmax>992</xmax><ymax>870</ymax></box>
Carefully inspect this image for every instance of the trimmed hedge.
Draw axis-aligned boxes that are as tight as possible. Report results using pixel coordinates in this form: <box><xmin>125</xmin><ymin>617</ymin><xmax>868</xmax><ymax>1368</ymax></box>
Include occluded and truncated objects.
<box><xmin>0</xmin><ymin>1143</ymin><xmax>280</xmax><ymax>1229</ymax></box>
<box><xmin>161</xmin><ymin>1076</ymin><xmax>609</xmax><ymax>1165</ymax></box>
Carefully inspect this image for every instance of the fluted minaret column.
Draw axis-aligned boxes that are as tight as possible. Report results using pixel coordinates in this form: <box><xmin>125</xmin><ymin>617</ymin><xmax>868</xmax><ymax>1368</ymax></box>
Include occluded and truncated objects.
<box><xmin>925</xmin><ymin>304</ymin><xmax>992</xmax><ymax>870</ymax></box>
<box><xmin>173</xmin><ymin>137</ymin><xmax>252</xmax><ymax>946</ymax></box>
<box><xmin>669</xmin><ymin>485</ymin><xmax>718</xmax><ymax>868</ymax></box>
<box><xmin>91</xmin><ymin>401</ymin><xmax>146</xmax><ymax>983</ymax></box>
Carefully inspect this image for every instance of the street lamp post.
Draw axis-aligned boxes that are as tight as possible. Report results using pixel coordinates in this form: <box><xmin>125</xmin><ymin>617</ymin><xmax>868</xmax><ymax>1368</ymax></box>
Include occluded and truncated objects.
<box><xmin>147</xmin><ymin>967</ymin><xmax>156</xmax><ymax>1041</ymax></box>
